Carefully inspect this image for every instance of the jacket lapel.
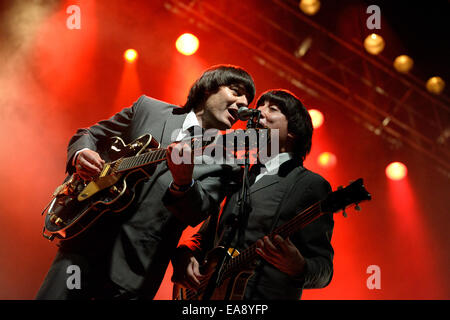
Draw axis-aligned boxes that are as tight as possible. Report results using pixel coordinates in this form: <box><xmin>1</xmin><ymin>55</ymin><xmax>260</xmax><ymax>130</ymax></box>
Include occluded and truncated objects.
<box><xmin>249</xmin><ymin>158</ymin><xmax>303</xmax><ymax>194</ymax></box>
<box><xmin>160</xmin><ymin>108</ymin><xmax>188</xmax><ymax>147</ymax></box>
<box><xmin>150</xmin><ymin>108</ymin><xmax>188</xmax><ymax>180</ymax></box>
<box><xmin>249</xmin><ymin>174</ymin><xmax>282</xmax><ymax>194</ymax></box>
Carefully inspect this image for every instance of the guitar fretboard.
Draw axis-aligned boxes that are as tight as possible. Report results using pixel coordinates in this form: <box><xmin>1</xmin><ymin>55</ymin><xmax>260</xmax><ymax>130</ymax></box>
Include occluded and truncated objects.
<box><xmin>115</xmin><ymin>137</ymin><xmax>210</xmax><ymax>173</ymax></box>
<box><xmin>221</xmin><ymin>202</ymin><xmax>323</xmax><ymax>278</ymax></box>
<box><xmin>116</xmin><ymin>148</ymin><xmax>167</xmax><ymax>172</ymax></box>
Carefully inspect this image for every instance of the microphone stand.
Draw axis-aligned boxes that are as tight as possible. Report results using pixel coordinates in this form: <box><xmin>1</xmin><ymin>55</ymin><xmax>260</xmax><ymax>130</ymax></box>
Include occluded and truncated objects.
<box><xmin>202</xmin><ymin>111</ymin><xmax>261</xmax><ymax>300</ymax></box>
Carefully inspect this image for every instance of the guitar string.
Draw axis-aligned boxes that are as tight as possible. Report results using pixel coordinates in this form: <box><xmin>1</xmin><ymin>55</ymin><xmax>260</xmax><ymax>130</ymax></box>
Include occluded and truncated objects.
<box><xmin>117</xmin><ymin>148</ymin><xmax>166</xmax><ymax>172</ymax></box>
<box><xmin>116</xmin><ymin>138</ymin><xmax>210</xmax><ymax>172</ymax></box>
<box><xmin>222</xmin><ymin>203</ymin><xmax>321</xmax><ymax>278</ymax></box>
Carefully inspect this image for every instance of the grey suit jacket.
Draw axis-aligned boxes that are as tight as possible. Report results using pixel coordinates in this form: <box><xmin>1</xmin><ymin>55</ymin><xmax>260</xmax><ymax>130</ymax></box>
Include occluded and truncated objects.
<box><xmin>177</xmin><ymin>158</ymin><xmax>334</xmax><ymax>300</ymax></box>
<box><xmin>62</xmin><ymin>95</ymin><xmax>240</xmax><ymax>298</ymax></box>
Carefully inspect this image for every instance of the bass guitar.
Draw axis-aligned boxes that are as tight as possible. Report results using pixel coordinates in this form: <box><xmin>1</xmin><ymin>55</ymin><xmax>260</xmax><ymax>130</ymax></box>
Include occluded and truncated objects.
<box><xmin>173</xmin><ymin>178</ymin><xmax>371</xmax><ymax>300</ymax></box>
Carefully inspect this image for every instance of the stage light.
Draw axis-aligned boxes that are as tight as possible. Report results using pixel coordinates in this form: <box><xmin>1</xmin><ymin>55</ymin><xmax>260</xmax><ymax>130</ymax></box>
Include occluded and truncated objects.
<box><xmin>393</xmin><ymin>55</ymin><xmax>414</xmax><ymax>73</ymax></box>
<box><xmin>309</xmin><ymin>109</ymin><xmax>324</xmax><ymax>129</ymax></box>
<box><xmin>364</xmin><ymin>33</ymin><xmax>385</xmax><ymax>55</ymax></box>
<box><xmin>318</xmin><ymin>152</ymin><xmax>337</xmax><ymax>168</ymax></box>
<box><xmin>426</xmin><ymin>76</ymin><xmax>445</xmax><ymax>95</ymax></box>
<box><xmin>124</xmin><ymin>49</ymin><xmax>138</xmax><ymax>63</ymax></box>
<box><xmin>176</xmin><ymin>33</ymin><xmax>199</xmax><ymax>56</ymax></box>
<box><xmin>294</xmin><ymin>37</ymin><xmax>313</xmax><ymax>58</ymax></box>
<box><xmin>299</xmin><ymin>0</ymin><xmax>321</xmax><ymax>16</ymax></box>
<box><xmin>386</xmin><ymin>162</ymin><xmax>407</xmax><ymax>180</ymax></box>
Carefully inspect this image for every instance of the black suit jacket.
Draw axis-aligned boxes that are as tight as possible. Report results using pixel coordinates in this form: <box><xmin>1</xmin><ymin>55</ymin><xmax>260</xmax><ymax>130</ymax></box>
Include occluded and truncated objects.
<box><xmin>61</xmin><ymin>95</ymin><xmax>240</xmax><ymax>298</ymax></box>
<box><xmin>177</xmin><ymin>158</ymin><xmax>334</xmax><ymax>300</ymax></box>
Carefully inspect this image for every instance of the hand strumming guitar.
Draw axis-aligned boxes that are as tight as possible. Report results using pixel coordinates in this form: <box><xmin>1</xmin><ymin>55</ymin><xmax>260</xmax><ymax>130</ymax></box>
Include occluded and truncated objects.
<box><xmin>75</xmin><ymin>149</ymin><xmax>105</xmax><ymax>181</ymax></box>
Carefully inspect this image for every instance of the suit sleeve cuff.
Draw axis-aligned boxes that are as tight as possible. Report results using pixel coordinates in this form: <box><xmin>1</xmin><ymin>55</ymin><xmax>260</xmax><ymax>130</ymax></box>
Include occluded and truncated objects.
<box><xmin>71</xmin><ymin>148</ymin><xmax>91</xmax><ymax>166</ymax></box>
<box><xmin>169</xmin><ymin>179</ymin><xmax>195</xmax><ymax>195</ymax></box>
<box><xmin>291</xmin><ymin>258</ymin><xmax>309</xmax><ymax>288</ymax></box>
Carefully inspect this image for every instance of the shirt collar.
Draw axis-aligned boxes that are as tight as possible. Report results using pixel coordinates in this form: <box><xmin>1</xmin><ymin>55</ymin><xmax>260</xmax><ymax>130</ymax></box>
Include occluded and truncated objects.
<box><xmin>182</xmin><ymin>110</ymin><xmax>200</xmax><ymax>132</ymax></box>
<box><xmin>261</xmin><ymin>152</ymin><xmax>294</xmax><ymax>173</ymax></box>
<box><xmin>175</xmin><ymin>110</ymin><xmax>201</xmax><ymax>141</ymax></box>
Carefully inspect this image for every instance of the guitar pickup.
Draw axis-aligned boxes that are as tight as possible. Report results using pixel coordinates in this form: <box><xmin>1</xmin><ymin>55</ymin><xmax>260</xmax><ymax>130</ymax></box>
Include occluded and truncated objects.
<box><xmin>49</xmin><ymin>214</ymin><xmax>65</xmax><ymax>226</ymax></box>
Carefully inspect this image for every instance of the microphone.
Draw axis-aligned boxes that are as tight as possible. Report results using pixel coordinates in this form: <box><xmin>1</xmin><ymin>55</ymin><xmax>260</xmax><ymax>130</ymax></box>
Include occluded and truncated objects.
<box><xmin>237</xmin><ymin>107</ymin><xmax>260</xmax><ymax>121</ymax></box>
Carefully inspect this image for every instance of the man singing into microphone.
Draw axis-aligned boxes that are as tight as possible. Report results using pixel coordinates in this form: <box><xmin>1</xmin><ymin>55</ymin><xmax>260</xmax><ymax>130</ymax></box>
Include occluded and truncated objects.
<box><xmin>171</xmin><ymin>89</ymin><xmax>334</xmax><ymax>300</ymax></box>
<box><xmin>36</xmin><ymin>64</ymin><xmax>255</xmax><ymax>300</ymax></box>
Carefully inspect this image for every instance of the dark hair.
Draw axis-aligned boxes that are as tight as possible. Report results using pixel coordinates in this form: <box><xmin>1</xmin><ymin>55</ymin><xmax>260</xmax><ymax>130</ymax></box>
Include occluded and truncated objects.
<box><xmin>256</xmin><ymin>89</ymin><xmax>313</xmax><ymax>160</ymax></box>
<box><xmin>183</xmin><ymin>64</ymin><xmax>255</xmax><ymax>111</ymax></box>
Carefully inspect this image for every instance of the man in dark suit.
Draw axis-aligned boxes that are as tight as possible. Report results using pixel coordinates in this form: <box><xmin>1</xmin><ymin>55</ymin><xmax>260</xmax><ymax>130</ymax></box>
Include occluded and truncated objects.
<box><xmin>172</xmin><ymin>89</ymin><xmax>334</xmax><ymax>300</ymax></box>
<box><xmin>36</xmin><ymin>64</ymin><xmax>255</xmax><ymax>299</ymax></box>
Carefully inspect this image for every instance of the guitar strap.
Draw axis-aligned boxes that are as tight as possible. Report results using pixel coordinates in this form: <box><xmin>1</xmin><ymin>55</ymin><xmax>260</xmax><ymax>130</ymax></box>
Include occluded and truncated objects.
<box><xmin>267</xmin><ymin>165</ymin><xmax>305</xmax><ymax>234</ymax></box>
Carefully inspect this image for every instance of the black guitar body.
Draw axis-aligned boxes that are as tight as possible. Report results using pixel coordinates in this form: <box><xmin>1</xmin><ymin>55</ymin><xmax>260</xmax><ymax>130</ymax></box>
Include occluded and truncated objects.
<box><xmin>42</xmin><ymin>134</ymin><xmax>160</xmax><ymax>241</ymax></box>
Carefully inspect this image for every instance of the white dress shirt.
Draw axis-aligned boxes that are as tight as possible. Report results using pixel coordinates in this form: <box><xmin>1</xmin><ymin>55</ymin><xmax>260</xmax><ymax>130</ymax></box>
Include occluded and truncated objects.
<box><xmin>255</xmin><ymin>152</ymin><xmax>294</xmax><ymax>183</ymax></box>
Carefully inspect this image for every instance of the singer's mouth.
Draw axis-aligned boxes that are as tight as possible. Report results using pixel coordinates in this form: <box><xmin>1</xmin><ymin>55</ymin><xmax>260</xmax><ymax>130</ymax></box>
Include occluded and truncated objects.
<box><xmin>228</xmin><ymin>108</ymin><xmax>238</xmax><ymax>122</ymax></box>
<box><xmin>257</xmin><ymin>121</ymin><xmax>266</xmax><ymax>129</ymax></box>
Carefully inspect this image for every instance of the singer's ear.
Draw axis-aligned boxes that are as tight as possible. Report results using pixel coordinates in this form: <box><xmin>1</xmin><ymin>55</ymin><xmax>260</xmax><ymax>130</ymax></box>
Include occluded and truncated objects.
<box><xmin>287</xmin><ymin>132</ymin><xmax>297</xmax><ymax>141</ymax></box>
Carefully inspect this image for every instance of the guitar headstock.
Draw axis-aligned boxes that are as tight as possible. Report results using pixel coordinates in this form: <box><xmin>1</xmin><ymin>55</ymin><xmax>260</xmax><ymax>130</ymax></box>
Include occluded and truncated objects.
<box><xmin>321</xmin><ymin>178</ymin><xmax>371</xmax><ymax>216</ymax></box>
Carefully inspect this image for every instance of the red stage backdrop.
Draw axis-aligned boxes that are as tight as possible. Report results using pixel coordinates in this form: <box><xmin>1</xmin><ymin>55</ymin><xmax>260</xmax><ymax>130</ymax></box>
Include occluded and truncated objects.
<box><xmin>0</xmin><ymin>0</ymin><xmax>448</xmax><ymax>300</ymax></box>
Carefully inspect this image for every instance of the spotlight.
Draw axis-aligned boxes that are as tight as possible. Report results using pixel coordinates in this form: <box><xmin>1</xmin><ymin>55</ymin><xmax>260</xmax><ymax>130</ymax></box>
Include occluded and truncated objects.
<box><xmin>299</xmin><ymin>0</ymin><xmax>321</xmax><ymax>16</ymax></box>
<box><xmin>124</xmin><ymin>49</ymin><xmax>138</xmax><ymax>63</ymax></box>
<box><xmin>426</xmin><ymin>76</ymin><xmax>445</xmax><ymax>95</ymax></box>
<box><xmin>308</xmin><ymin>109</ymin><xmax>324</xmax><ymax>129</ymax></box>
<box><xmin>393</xmin><ymin>55</ymin><xmax>414</xmax><ymax>73</ymax></box>
<box><xmin>364</xmin><ymin>33</ymin><xmax>385</xmax><ymax>55</ymax></box>
<box><xmin>176</xmin><ymin>33</ymin><xmax>199</xmax><ymax>56</ymax></box>
<box><xmin>386</xmin><ymin>162</ymin><xmax>407</xmax><ymax>181</ymax></box>
<box><xmin>318</xmin><ymin>152</ymin><xmax>337</xmax><ymax>168</ymax></box>
<box><xmin>294</xmin><ymin>37</ymin><xmax>313</xmax><ymax>58</ymax></box>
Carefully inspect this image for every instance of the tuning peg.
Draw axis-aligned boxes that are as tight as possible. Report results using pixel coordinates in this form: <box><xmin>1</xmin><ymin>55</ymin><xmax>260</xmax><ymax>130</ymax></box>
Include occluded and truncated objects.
<box><xmin>355</xmin><ymin>204</ymin><xmax>361</xmax><ymax>211</ymax></box>
<box><xmin>342</xmin><ymin>209</ymin><xmax>347</xmax><ymax>218</ymax></box>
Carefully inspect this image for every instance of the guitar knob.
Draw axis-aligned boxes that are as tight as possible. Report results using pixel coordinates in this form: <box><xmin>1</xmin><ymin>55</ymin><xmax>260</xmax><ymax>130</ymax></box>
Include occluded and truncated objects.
<box><xmin>355</xmin><ymin>204</ymin><xmax>361</xmax><ymax>211</ymax></box>
<box><xmin>342</xmin><ymin>209</ymin><xmax>348</xmax><ymax>218</ymax></box>
<box><xmin>51</xmin><ymin>216</ymin><xmax>64</xmax><ymax>226</ymax></box>
<box><xmin>110</xmin><ymin>186</ymin><xmax>121</xmax><ymax>195</ymax></box>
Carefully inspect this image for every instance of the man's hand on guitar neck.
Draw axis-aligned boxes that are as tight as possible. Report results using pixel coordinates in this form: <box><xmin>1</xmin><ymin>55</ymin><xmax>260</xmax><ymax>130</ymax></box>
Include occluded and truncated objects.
<box><xmin>255</xmin><ymin>235</ymin><xmax>306</xmax><ymax>277</ymax></box>
<box><xmin>74</xmin><ymin>149</ymin><xmax>105</xmax><ymax>181</ymax></box>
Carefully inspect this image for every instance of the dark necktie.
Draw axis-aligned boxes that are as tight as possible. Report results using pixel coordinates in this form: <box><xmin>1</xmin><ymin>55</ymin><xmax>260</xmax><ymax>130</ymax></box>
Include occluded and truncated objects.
<box><xmin>248</xmin><ymin>163</ymin><xmax>264</xmax><ymax>185</ymax></box>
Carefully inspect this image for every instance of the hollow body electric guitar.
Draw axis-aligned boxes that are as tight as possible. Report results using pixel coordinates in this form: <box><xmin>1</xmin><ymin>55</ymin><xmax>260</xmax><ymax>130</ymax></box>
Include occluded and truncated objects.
<box><xmin>173</xmin><ymin>178</ymin><xmax>371</xmax><ymax>300</ymax></box>
<box><xmin>42</xmin><ymin>133</ymin><xmax>207</xmax><ymax>241</ymax></box>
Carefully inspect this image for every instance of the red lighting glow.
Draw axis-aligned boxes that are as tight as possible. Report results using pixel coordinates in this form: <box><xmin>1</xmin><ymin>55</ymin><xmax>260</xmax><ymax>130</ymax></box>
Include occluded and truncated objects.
<box><xmin>124</xmin><ymin>49</ymin><xmax>138</xmax><ymax>62</ymax></box>
<box><xmin>175</xmin><ymin>33</ymin><xmax>199</xmax><ymax>56</ymax></box>
<box><xmin>386</xmin><ymin>162</ymin><xmax>407</xmax><ymax>180</ymax></box>
<box><xmin>309</xmin><ymin>109</ymin><xmax>324</xmax><ymax>129</ymax></box>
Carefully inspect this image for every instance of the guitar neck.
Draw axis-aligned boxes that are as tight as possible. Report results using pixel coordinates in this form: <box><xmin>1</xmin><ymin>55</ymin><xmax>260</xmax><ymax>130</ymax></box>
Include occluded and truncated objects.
<box><xmin>222</xmin><ymin>201</ymin><xmax>323</xmax><ymax>278</ymax></box>
<box><xmin>115</xmin><ymin>136</ymin><xmax>211</xmax><ymax>173</ymax></box>
<box><xmin>116</xmin><ymin>148</ymin><xmax>167</xmax><ymax>172</ymax></box>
